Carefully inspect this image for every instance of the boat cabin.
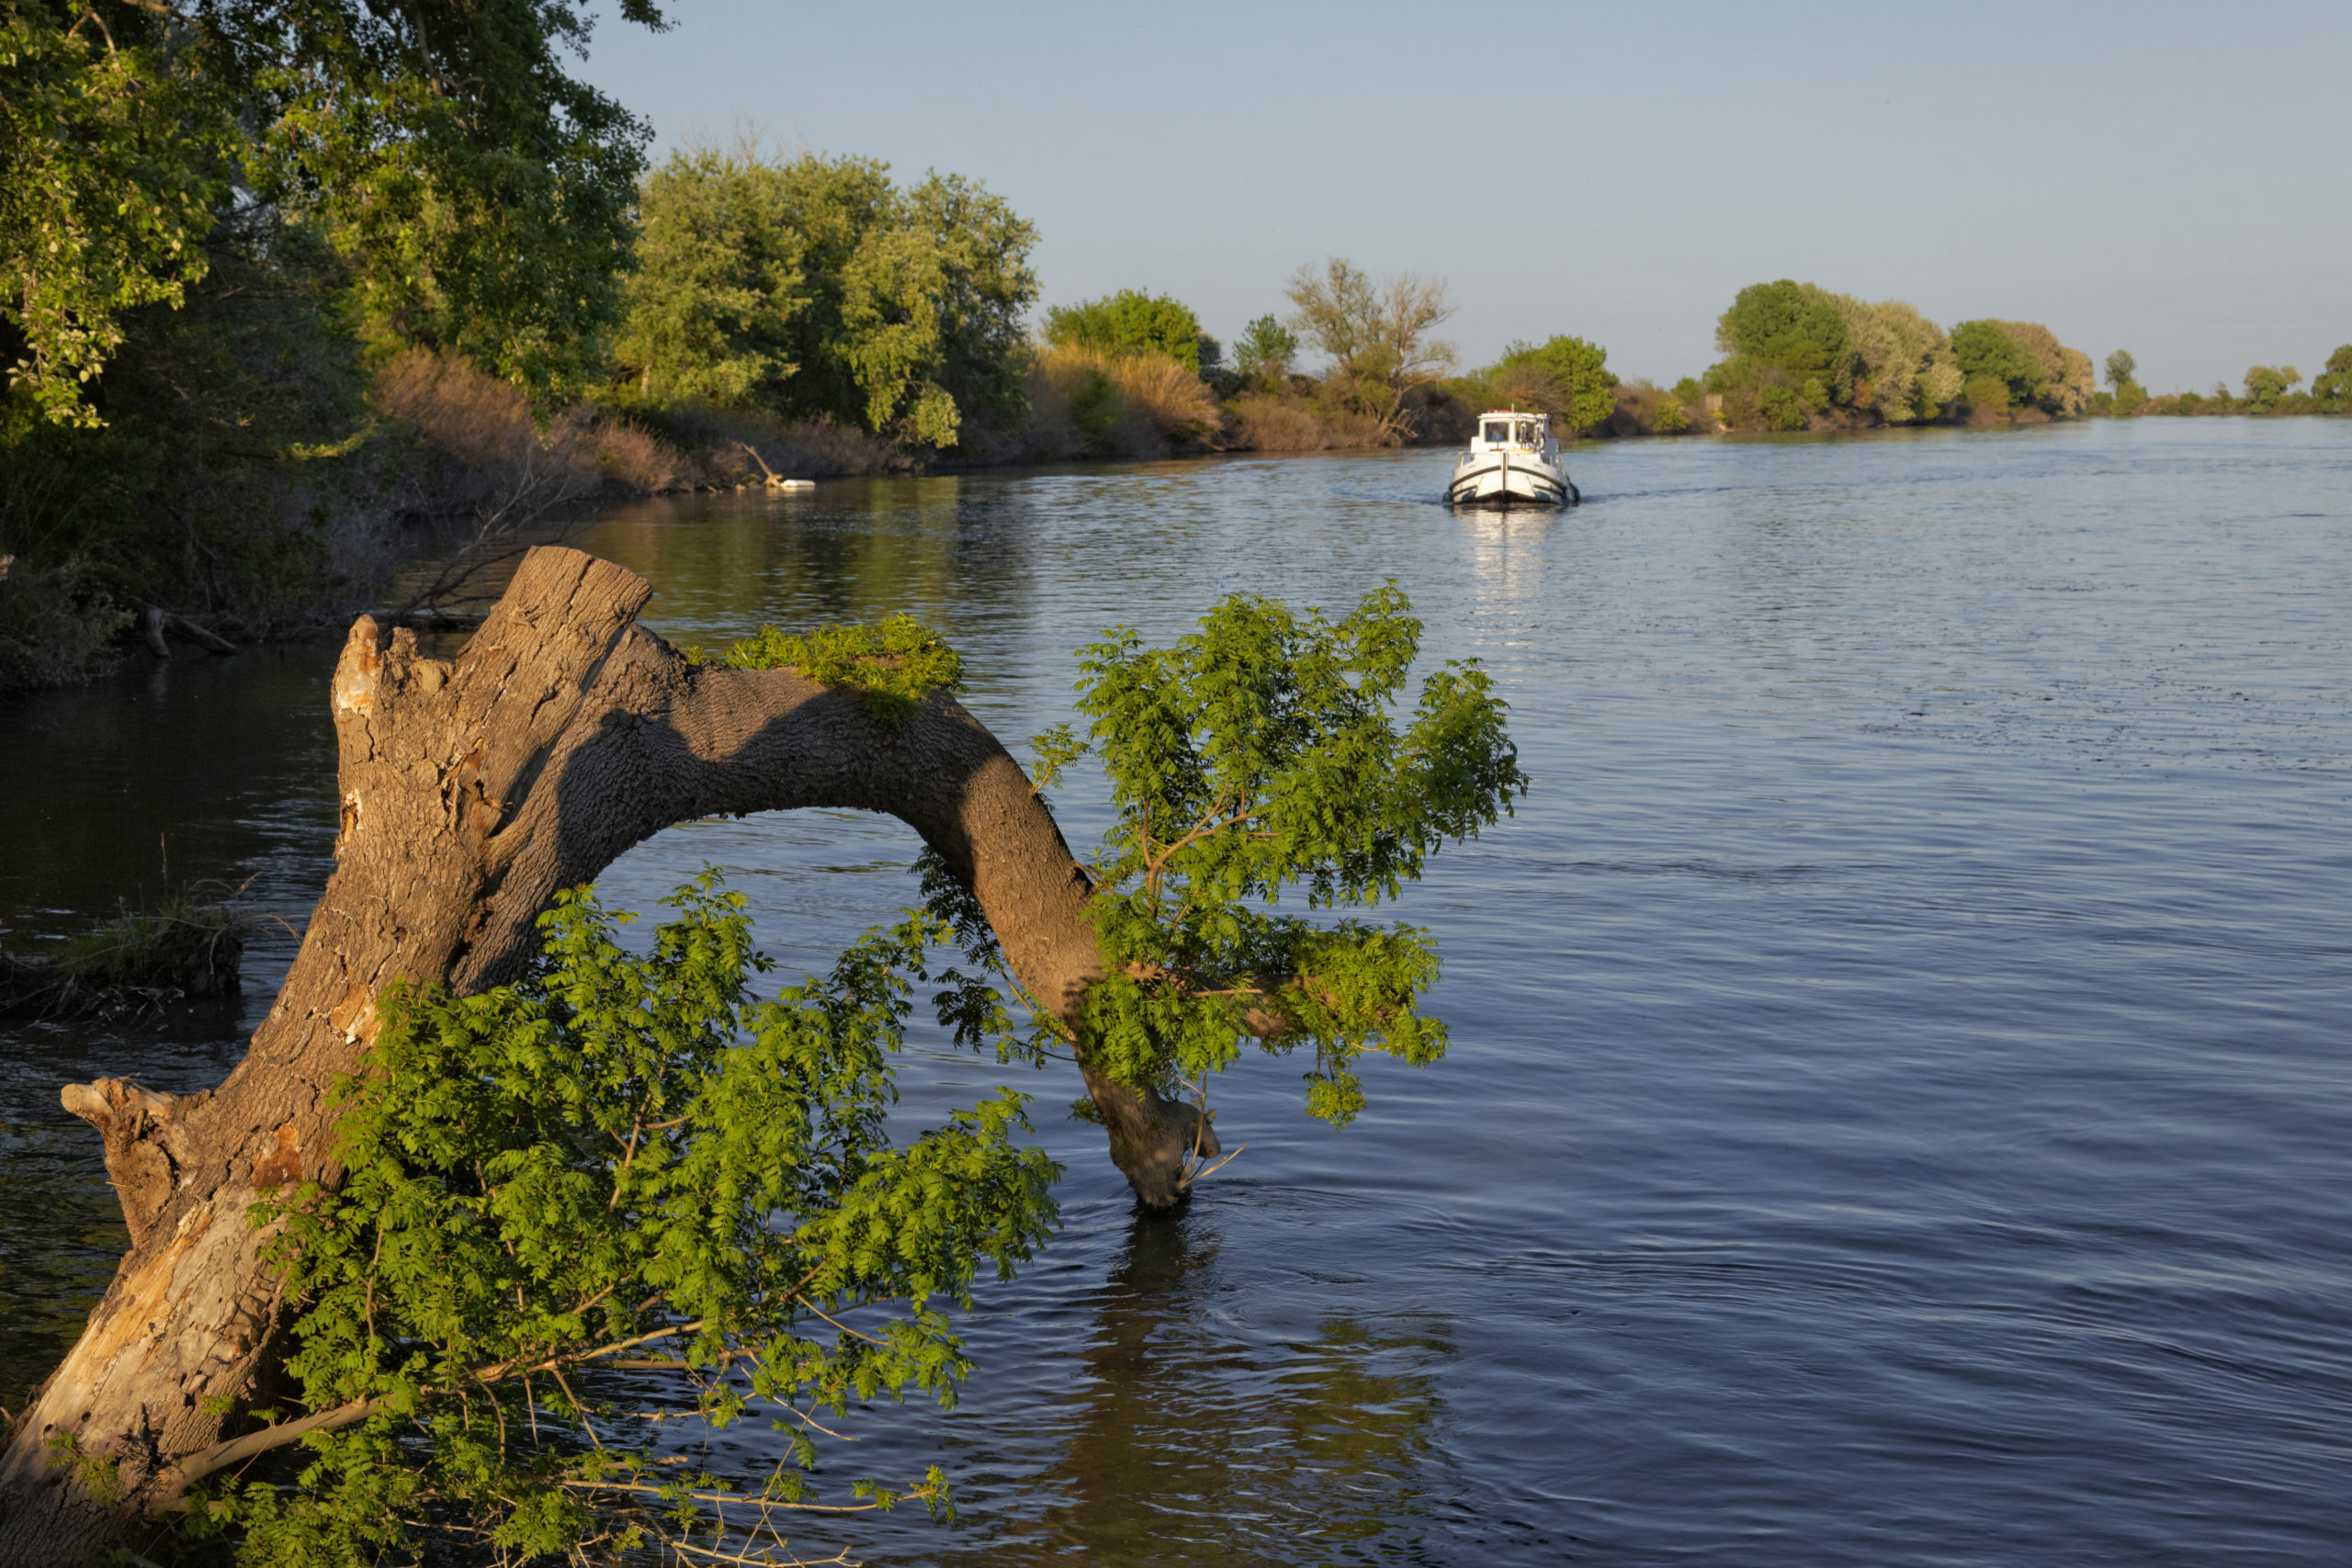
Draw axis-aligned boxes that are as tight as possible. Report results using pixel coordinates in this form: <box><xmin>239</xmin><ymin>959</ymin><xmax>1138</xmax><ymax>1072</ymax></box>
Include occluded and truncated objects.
<box><xmin>1473</xmin><ymin>411</ymin><xmax>1553</xmax><ymax>451</ymax></box>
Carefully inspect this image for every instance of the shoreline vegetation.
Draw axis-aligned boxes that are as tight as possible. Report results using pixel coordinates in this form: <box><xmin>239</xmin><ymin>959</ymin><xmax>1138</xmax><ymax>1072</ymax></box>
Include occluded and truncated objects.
<box><xmin>5</xmin><ymin>10</ymin><xmax>2348</xmax><ymax>694</ymax></box>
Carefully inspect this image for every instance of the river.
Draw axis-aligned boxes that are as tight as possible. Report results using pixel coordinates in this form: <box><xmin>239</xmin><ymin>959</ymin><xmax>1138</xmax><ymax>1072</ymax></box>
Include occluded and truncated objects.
<box><xmin>4</xmin><ymin>418</ymin><xmax>2348</xmax><ymax>1564</ymax></box>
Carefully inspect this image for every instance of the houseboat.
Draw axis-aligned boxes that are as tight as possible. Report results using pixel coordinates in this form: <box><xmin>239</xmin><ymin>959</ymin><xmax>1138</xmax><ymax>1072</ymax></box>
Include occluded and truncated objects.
<box><xmin>1447</xmin><ymin>411</ymin><xmax>1577</xmax><ymax>507</ymax></box>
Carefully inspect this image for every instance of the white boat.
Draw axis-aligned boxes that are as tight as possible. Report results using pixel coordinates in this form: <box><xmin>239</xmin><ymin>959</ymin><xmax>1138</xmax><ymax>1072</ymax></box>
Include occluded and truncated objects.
<box><xmin>1447</xmin><ymin>410</ymin><xmax>1578</xmax><ymax>507</ymax></box>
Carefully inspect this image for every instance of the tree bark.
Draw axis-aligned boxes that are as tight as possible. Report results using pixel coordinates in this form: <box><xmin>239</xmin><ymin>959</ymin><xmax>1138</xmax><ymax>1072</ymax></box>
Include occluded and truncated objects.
<box><xmin>0</xmin><ymin>547</ymin><xmax>1211</xmax><ymax>1561</ymax></box>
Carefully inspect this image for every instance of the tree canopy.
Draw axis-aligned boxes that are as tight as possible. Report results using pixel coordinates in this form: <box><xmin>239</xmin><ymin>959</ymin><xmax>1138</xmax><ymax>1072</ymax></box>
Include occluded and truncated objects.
<box><xmin>616</xmin><ymin>150</ymin><xmax>1037</xmax><ymax>447</ymax></box>
<box><xmin>1</xmin><ymin>0</ymin><xmax>665</xmax><ymax>423</ymax></box>
<box><xmin>1043</xmin><ymin>289</ymin><xmax>1210</xmax><ymax>373</ymax></box>
<box><xmin>2312</xmin><ymin>345</ymin><xmax>2352</xmax><ymax>405</ymax></box>
<box><xmin>1713</xmin><ymin>280</ymin><xmax>1855</xmax><ymax>411</ymax></box>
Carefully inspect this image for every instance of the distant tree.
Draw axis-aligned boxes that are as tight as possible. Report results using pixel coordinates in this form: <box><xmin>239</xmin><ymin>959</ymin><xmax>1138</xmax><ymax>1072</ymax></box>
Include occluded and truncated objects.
<box><xmin>2105</xmin><ymin>349</ymin><xmax>2137</xmax><ymax>389</ymax></box>
<box><xmin>1830</xmin><ymin>295</ymin><xmax>1962</xmax><ymax>423</ymax></box>
<box><xmin>1482</xmin><ymin>335</ymin><xmax>1618</xmax><ymax>434</ymax></box>
<box><xmin>2312</xmin><ymin>345</ymin><xmax>2352</xmax><ymax>404</ymax></box>
<box><xmin>616</xmin><ymin>147</ymin><xmax>808</xmax><ymax>405</ymax></box>
<box><xmin>1044</xmin><ymin>289</ymin><xmax>1210</xmax><ymax>373</ymax></box>
<box><xmin>1951</xmin><ymin>321</ymin><xmax>2048</xmax><ymax>412</ymax></box>
<box><xmin>1283</xmin><ymin>258</ymin><xmax>1456</xmax><ymax>436</ymax></box>
<box><xmin>615</xmin><ymin>151</ymin><xmax>1036</xmax><ymax>447</ymax></box>
<box><xmin>1714</xmin><ymin>280</ymin><xmax>1855</xmax><ymax>410</ymax></box>
<box><xmin>1233</xmin><ymin>314</ymin><xmax>1300</xmax><ymax>379</ymax></box>
<box><xmin>2243</xmin><ymin>365</ymin><xmax>2301</xmax><ymax>412</ymax></box>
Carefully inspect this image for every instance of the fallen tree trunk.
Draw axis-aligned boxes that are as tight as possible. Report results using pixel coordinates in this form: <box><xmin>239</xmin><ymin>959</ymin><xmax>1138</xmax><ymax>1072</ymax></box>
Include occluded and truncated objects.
<box><xmin>0</xmin><ymin>547</ymin><xmax>1210</xmax><ymax>1561</ymax></box>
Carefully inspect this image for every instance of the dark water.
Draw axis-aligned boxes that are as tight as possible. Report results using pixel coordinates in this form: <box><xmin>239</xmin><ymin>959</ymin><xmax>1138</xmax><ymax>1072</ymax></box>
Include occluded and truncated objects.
<box><xmin>5</xmin><ymin>419</ymin><xmax>2349</xmax><ymax>1564</ymax></box>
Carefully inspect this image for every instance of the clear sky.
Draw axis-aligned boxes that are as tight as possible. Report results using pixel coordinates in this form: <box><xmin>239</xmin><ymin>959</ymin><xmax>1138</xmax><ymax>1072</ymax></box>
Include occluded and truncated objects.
<box><xmin>573</xmin><ymin>0</ymin><xmax>2351</xmax><ymax>394</ymax></box>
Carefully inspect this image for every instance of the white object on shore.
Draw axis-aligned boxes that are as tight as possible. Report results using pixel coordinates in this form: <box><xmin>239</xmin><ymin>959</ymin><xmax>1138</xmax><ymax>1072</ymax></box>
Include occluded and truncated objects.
<box><xmin>1447</xmin><ymin>411</ymin><xmax>1577</xmax><ymax>507</ymax></box>
<box><xmin>771</xmin><ymin>477</ymin><xmax>815</xmax><ymax>491</ymax></box>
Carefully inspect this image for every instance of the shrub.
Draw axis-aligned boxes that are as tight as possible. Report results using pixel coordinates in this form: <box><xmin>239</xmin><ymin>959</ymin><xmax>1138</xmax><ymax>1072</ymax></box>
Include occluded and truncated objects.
<box><xmin>1019</xmin><ymin>344</ymin><xmax>1222</xmax><ymax>458</ymax></box>
<box><xmin>1962</xmin><ymin>374</ymin><xmax>2012</xmax><ymax>422</ymax></box>
<box><xmin>1043</xmin><ymin>290</ymin><xmax>1211</xmax><ymax>373</ymax></box>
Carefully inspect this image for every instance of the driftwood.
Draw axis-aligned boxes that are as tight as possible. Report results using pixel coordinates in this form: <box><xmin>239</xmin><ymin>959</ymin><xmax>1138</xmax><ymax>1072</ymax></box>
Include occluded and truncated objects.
<box><xmin>0</xmin><ymin>547</ymin><xmax>1211</xmax><ymax>1561</ymax></box>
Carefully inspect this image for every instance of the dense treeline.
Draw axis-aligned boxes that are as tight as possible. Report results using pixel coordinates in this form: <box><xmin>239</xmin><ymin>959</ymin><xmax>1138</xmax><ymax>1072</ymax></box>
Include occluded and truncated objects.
<box><xmin>3</xmin><ymin>4</ymin><xmax>2346</xmax><ymax>690</ymax></box>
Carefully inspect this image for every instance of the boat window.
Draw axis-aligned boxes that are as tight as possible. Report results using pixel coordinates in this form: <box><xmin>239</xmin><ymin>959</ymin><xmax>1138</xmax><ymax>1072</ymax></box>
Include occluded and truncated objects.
<box><xmin>1483</xmin><ymin>422</ymin><xmax>1510</xmax><ymax>443</ymax></box>
<box><xmin>1515</xmin><ymin>420</ymin><xmax>1537</xmax><ymax>444</ymax></box>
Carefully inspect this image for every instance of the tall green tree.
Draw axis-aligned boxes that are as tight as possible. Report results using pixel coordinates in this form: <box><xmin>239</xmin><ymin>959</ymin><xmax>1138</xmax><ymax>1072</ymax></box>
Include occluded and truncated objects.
<box><xmin>2243</xmin><ymin>364</ymin><xmax>2301</xmax><ymax>412</ymax></box>
<box><xmin>1</xmin><ymin>0</ymin><xmax>664</xmax><ymax>421</ymax></box>
<box><xmin>1713</xmin><ymin>279</ymin><xmax>1856</xmax><ymax>411</ymax></box>
<box><xmin>2312</xmin><ymin>345</ymin><xmax>2352</xmax><ymax>405</ymax></box>
<box><xmin>617</xmin><ymin>152</ymin><xmax>1036</xmax><ymax>447</ymax></box>
<box><xmin>1232</xmin><ymin>313</ymin><xmax>1299</xmax><ymax>379</ymax></box>
<box><xmin>1479</xmin><ymin>336</ymin><xmax>1619</xmax><ymax>434</ymax></box>
<box><xmin>1951</xmin><ymin>321</ymin><xmax>2048</xmax><ymax>411</ymax></box>
<box><xmin>2105</xmin><ymin>349</ymin><xmax>2137</xmax><ymax>389</ymax></box>
<box><xmin>614</xmin><ymin>148</ymin><xmax>807</xmax><ymax>405</ymax></box>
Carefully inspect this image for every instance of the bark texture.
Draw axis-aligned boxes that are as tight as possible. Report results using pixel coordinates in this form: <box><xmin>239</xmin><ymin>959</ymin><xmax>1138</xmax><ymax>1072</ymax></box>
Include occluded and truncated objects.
<box><xmin>0</xmin><ymin>547</ymin><xmax>1209</xmax><ymax>1562</ymax></box>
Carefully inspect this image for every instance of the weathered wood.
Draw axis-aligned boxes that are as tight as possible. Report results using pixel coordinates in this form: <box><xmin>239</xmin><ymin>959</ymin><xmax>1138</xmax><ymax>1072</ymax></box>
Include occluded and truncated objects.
<box><xmin>0</xmin><ymin>547</ymin><xmax>1208</xmax><ymax>1562</ymax></box>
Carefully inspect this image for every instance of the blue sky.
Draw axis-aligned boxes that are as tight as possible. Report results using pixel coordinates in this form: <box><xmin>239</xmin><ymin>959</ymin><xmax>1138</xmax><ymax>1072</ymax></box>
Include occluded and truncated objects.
<box><xmin>575</xmin><ymin>0</ymin><xmax>2351</xmax><ymax>393</ymax></box>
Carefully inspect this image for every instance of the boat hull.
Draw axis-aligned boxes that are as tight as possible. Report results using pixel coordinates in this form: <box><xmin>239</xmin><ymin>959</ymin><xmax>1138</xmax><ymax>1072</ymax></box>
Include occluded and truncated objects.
<box><xmin>1447</xmin><ymin>449</ymin><xmax>1576</xmax><ymax>507</ymax></box>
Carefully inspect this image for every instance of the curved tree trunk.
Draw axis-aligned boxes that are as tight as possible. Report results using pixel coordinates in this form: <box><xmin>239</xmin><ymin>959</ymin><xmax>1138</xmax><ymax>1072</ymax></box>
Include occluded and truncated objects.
<box><xmin>0</xmin><ymin>547</ymin><xmax>1211</xmax><ymax>1561</ymax></box>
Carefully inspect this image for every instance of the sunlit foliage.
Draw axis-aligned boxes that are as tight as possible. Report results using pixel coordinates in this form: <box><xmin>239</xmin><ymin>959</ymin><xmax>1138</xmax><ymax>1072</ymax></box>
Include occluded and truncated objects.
<box><xmin>2312</xmin><ymin>345</ymin><xmax>2352</xmax><ymax>406</ymax></box>
<box><xmin>723</xmin><ymin>614</ymin><xmax>966</xmax><ymax>721</ymax></box>
<box><xmin>201</xmin><ymin>878</ymin><xmax>1058</xmax><ymax>1565</ymax></box>
<box><xmin>1013</xmin><ymin>583</ymin><xmax>1527</xmax><ymax>1130</ymax></box>
<box><xmin>1470</xmin><ymin>335</ymin><xmax>1619</xmax><ymax>434</ymax></box>
<box><xmin>616</xmin><ymin>149</ymin><xmax>1037</xmax><ymax>448</ymax></box>
<box><xmin>1</xmin><ymin>0</ymin><xmax>663</xmax><ymax>422</ymax></box>
<box><xmin>1044</xmin><ymin>290</ymin><xmax>1212</xmax><ymax>374</ymax></box>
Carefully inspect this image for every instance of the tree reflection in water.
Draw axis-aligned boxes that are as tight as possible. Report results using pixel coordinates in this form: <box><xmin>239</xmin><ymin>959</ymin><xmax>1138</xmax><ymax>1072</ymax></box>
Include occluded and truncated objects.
<box><xmin>939</xmin><ymin>1206</ymin><xmax>1456</xmax><ymax>1566</ymax></box>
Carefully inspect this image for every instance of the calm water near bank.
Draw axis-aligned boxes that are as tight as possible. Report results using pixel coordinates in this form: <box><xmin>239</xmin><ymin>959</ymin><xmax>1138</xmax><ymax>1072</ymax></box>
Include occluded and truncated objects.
<box><xmin>5</xmin><ymin>419</ymin><xmax>2349</xmax><ymax>1564</ymax></box>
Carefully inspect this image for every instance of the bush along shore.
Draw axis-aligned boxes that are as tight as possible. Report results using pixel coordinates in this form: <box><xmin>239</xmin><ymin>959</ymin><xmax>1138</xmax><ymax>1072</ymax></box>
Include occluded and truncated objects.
<box><xmin>5</xmin><ymin>0</ymin><xmax>2346</xmax><ymax>692</ymax></box>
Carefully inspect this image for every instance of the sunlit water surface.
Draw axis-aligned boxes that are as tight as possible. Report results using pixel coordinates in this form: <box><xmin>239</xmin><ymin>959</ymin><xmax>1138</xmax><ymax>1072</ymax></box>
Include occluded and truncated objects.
<box><xmin>5</xmin><ymin>419</ymin><xmax>2349</xmax><ymax>1564</ymax></box>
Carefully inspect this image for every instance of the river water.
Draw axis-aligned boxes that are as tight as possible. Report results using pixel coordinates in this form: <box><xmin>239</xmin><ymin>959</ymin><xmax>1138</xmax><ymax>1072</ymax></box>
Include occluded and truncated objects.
<box><xmin>4</xmin><ymin>419</ymin><xmax>2348</xmax><ymax>1564</ymax></box>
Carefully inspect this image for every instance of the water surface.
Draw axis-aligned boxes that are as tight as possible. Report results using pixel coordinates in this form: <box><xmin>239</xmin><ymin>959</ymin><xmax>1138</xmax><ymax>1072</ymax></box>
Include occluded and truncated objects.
<box><xmin>5</xmin><ymin>419</ymin><xmax>2348</xmax><ymax>1564</ymax></box>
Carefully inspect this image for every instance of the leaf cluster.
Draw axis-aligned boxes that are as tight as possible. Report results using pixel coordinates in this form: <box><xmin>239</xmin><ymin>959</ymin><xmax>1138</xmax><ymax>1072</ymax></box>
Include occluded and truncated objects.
<box><xmin>723</xmin><ymin>614</ymin><xmax>965</xmax><ymax>722</ymax></box>
<box><xmin>1043</xmin><ymin>289</ymin><xmax>1211</xmax><ymax>375</ymax></box>
<box><xmin>210</xmin><ymin>874</ymin><xmax>1057</xmax><ymax>1565</ymax></box>
<box><xmin>616</xmin><ymin>148</ymin><xmax>1039</xmax><ymax>448</ymax></box>
<box><xmin>1019</xmin><ymin>583</ymin><xmax>1526</xmax><ymax>1128</ymax></box>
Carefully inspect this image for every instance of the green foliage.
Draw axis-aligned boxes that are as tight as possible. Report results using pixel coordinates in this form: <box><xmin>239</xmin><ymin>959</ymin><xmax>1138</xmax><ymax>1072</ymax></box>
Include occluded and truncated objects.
<box><xmin>0</xmin><ymin>6</ymin><xmax>234</xmax><ymax>425</ymax></box>
<box><xmin>2112</xmin><ymin>379</ymin><xmax>2149</xmax><ymax>416</ymax></box>
<box><xmin>616</xmin><ymin>151</ymin><xmax>1037</xmax><ymax>448</ymax></box>
<box><xmin>1671</xmin><ymin>377</ymin><xmax>1706</xmax><ymax>408</ymax></box>
<box><xmin>1044</xmin><ymin>290</ymin><xmax>1209</xmax><ymax>374</ymax></box>
<box><xmin>2105</xmin><ymin>349</ymin><xmax>2137</xmax><ymax>389</ymax></box>
<box><xmin>2243</xmin><ymin>364</ymin><xmax>2301</xmax><ymax>412</ymax></box>
<box><xmin>1757</xmin><ymin>383</ymin><xmax>1805</xmax><ymax>431</ymax></box>
<box><xmin>984</xmin><ymin>584</ymin><xmax>1526</xmax><ymax>1129</ymax></box>
<box><xmin>724</xmin><ymin>615</ymin><xmax>966</xmax><ymax>721</ymax></box>
<box><xmin>614</xmin><ymin>149</ymin><xmax>808</xmax><ymax>405</ymax></box>
<box><xmin>1962</xmin><ymin>373</ymin><xmax>2011</xmax><ymax>420</ymax></box>
<box><xmin>1233</xmin><ymin>313</ymin><xmax>1300</xmax><ymax>378</ymax></box>
<box><xmin>2312</xmin><ymin>345</ymin><xmax>2352</xmax><ymax>404</ymax></box>
<box><xmin>214</xmin><ymin>876</ymin><xmax>1057</xmax><ymax>1565</ymax></box>
<box><xmin>2</xmin><ymin>0</ymin><xmax>664</xmax><ymax>419</ymax></box>
<box><xmin>1951</xmin><ymin>321</ymin><xmax>2045</xmax><ymax>411</ymax></box>
<box><xmin>1831</xmin><ymin>295</ymin><xmax>1961</xmax><ymax>423</ymax></box>
<box><xmin>1487</xmin><ymin>336</ymin><xmax>1618</xmax><ymax>434</ymax></box>
<box><xmin>1714</xmin><ymin>280</ymin><xmax>1854</xmax><ymax>410</ymax></box>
